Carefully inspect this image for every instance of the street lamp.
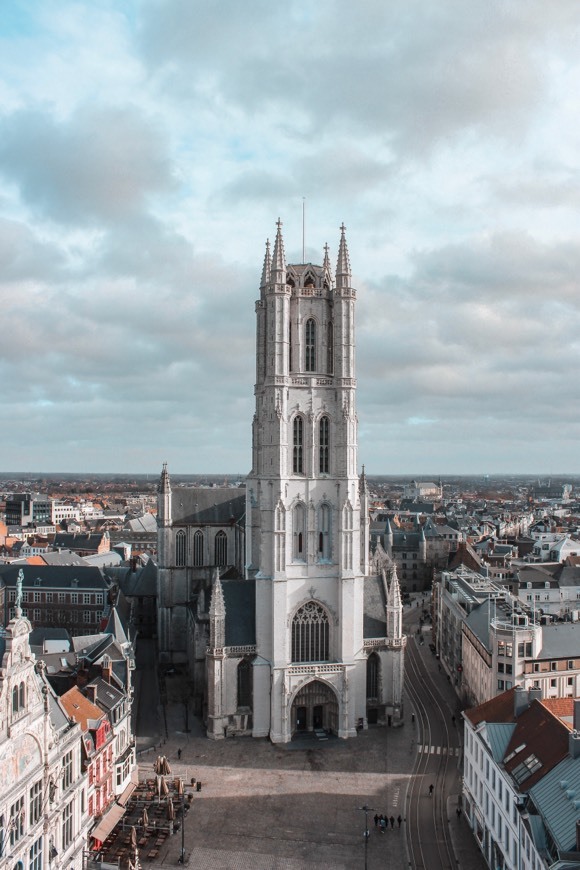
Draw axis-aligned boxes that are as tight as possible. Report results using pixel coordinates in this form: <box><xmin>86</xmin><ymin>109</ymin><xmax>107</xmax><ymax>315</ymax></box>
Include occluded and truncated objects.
<box><xmin>358</xmin><ymin>804</ymin><xmax>374</xmax><ymax>870</ymax></box>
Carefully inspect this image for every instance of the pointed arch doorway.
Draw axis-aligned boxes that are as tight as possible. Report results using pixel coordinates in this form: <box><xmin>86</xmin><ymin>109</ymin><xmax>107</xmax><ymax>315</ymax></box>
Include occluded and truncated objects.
<box><xmin>291</xmin><ymin>680</ymin><xmax>339</xmax><ymax>735</ymax></box>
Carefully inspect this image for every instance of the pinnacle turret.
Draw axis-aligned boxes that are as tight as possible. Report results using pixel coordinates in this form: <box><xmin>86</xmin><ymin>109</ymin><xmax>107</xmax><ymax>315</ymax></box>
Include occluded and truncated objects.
<box><xmin>209</xmin><ymin>568</ymin><xmax>226</xmax><ymax>649</ymax></box>
<box><xmin>260</xmin><ymin>239</ymin><xmax>271</xmax><ymax>289</ymax></box>
<box><xmin>159</xmin><ymin>462</ymin><xmax>171</xmax><ymax>494</ymax></box>
<box><xmin>322</xmin><ymin>242</ymin><xmax>331</xmax><ymax>276</ymax></box>
<box><xmin>271</xmin><ymin>219</ymin><xmax>286</xmax><ymax>284</ymax></box>
<box><xmin>335</xmin><ymin>222</ymin><xmax>351</xmax><ymax>289</ymax></box>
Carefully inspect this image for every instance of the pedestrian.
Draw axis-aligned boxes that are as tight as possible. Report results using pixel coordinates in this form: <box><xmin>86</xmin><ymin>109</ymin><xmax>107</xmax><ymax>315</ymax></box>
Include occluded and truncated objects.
<box><xmin>451</xmin><ymin>715</ymin><xmax>456</xmax><ymax>726</ymax></box>
<box><xmin>428</xmin><ymin>783</ymin><xmax>434</xmax><ymax>796</ymax></box>
<box><xmin>374</xmin><ymin>813</ymin><xmax>379</xmax><ymax>828</ymax></box>
<box><xmin>397</xmin><ymin>815</ymin><xmax>402</xmax><ymax>828</ymax></box>
<box><xmin>390</xmin><ymin>815</ymin><xmax>395</xmax><ymax>829</ymax></box>
<box><xmin>380</xmin><ymin>815</ymin><xmax>386</xmax><ymax>833</ymax></box>
<box><xmin>177</xmin><ymin>748</ymin><xmax>182</xmax><ymax>760</ymax></box>
<box><xmin>456</xmin><ymin>807</ymin><xmax>461</xmax><ymax>819</ymax></box>
<box><xmin>438</xmin><ymin>663</ymin><xmax>441</xmax><ymax>672</ymax></box>
<box><xmin>411</xmin><ymin>713</ymin><xmax>415</xmax><ymax>724</ymax></box>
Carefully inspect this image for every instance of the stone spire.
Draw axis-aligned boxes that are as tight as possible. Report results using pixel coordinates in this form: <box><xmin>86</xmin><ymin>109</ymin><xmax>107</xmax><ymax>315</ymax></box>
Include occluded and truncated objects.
<box><xmin>270</xmin><ymin>219</ymin><xmax>286</xmax><ymax>284</ymax></box>
<box><xmin>157</xmin><ymin>462</ymin><xmax>172</xmax><ymax>528</ymax></box>
<box><xmin>260</xmin><ymin>238</ymin><xmax>271</xmax><ymax>289</ymax></box>
<box><xmin>209</xmin><ymin>568</ymin><xmax>226</xmax><ymax>649</ymax></box>
<box><xmin>384</xmin><ymin>517</ymin><xmax>393</xmax><ymax>557</ymax></box>
<box><xmin>358</xmin><ymin>464</ymin><xmax>368</xmax><ymax>495</ymax></box>
<box><xmin>335</xmin><ymin>223</ymin><xmax>351</xmax><ymax>289</ymax></box>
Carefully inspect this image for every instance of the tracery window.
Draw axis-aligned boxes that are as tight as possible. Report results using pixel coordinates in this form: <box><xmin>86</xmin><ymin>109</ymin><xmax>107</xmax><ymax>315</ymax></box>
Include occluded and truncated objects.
<box><xmin>292</xmin><ymin>601</ymin><xmax>330</xmax><ymax>662</ymax></box>
<box><xmin>193</xmin><ymin>530</ymin><xmax>204</xmax><ymax>567</ymax></box>
<box><xmin>237</xmin><ymin>659</ymin><xmax>252</xmax><ymax>708</ymax></box>
<box><xmin>293</xmin><ymin>416</ymin><xmax>304</xmax><ymax>474</ymax></box>
<box><xmin>367</xmin><ymin>653</ymin><xmax>379</xmax><ymax>700</ymax></box>
<box><xmin>305</xmin><ymin>318</ymin><xmax>316</xmax><ymax>371</ymax></box>
<box><xmin>175</xmin><ymin>530</ymin><xmax>186</xmax><ymax>567</ymax></box>
<box><xmin>214</xmin><ymin>530</ymin><xmax>227</xmax><ymax>566</ymax></box>
<box><xmin>319</xmin><ymin>416</ymin><xmax>329</xmax><ymax>474</ymax></box>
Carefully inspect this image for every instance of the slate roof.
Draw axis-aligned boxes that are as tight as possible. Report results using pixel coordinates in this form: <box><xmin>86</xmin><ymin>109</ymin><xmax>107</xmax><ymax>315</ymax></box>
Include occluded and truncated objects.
<box><xmin>486</xmin><ymin>722</ymin><xmax>516</xmax><ymax>762</ymax></box>
<box><xmin>171</xmin><ymin>489</ymin><xmax>246</xmax><ymax>526</ymax></box>
<box><xmin>363</xmin><ymin>574</ymin><xmax>387</xmax><ymax>638</ymax></box>
<box><xmin>529</xmin><ymin>755</ymin><xmax>580</xmax><ymax>853</ymax></box>
<box><xmin>54</xmin><ymin>532</ymin><xmax>108</xmax><ymax>552</ymax></box>
<box><xmin>0</xmin><ymin>563</ymin><xmax>109</xmax><ymax>590</ymax></box>
<box><xmin>540</xmin><ymin>623</ymin><xmax>580</xmax><ymax>659</ymax></box>
<box><xmin>89</xmin><ymin>676</ymin><xmax>124</xmax><ymax>711</ymax></box>
<box><xmin>222</xmin><ymin>579</ymin><xmax>255</xmax><ymax>646</ymax></box>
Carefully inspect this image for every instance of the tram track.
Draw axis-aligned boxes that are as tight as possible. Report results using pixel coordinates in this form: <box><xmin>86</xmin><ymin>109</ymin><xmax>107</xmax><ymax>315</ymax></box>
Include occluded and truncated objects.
<box><xmin>404</xmin><ymin>635</ymin><xmax>459</xmax><ymax>870</ymax></box>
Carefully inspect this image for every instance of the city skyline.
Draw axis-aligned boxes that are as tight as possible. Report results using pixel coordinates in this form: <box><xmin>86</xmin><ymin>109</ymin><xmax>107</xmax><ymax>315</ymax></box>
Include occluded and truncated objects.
<box><xmin>1</xmin><ymin>2</ymin><xmax>579</xmax><ymax>474</ymax></box>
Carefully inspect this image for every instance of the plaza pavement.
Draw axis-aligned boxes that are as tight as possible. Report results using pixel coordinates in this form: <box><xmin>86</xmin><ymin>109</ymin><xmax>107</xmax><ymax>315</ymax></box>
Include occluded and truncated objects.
<box><xmin>132</xmin><ymin>614</ymin><xmax>484</xmax><ymax>869</ymax></box>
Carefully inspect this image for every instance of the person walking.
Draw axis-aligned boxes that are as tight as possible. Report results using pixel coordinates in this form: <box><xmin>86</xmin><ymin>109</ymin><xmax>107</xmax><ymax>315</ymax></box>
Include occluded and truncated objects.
<box><xmin>374</xmin><ymin>813</ymin><xmax>379</xmax><ymax>828</ymax></box>
<box><xmin>379</xmin><ymin>816</ymin><xmax>386</xmax><ymax>833</ymax></box>
<box><xmin>428</xmin><ymin>783</ymin><xmax>434</xmax><ymax>797</ymax></box>
<box><xmin>389</xmin><ymin>815</ymin><xmax>395</xmax><ymax>829</ymax></box>
<box><xmin>177</xmin><ymin>748</ymin><xmax>182</xmax><ymax>760</ymax></box>
<box><xmin>397</xmin><ymin>815</ymin><xmax>402</xmax><ymax>828</ymax></box>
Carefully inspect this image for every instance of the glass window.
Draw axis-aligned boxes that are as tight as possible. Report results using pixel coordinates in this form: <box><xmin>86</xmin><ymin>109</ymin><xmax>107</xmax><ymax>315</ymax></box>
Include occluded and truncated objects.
<box><xmin>293</xmin><ymin>416</ymin><xmax>304</xmax><ymax>474</ymax></box>
<box><xmin>326</xmin><ymin>321</ymin><xmax>334</xmax><ymax>374</ymax></box>
<box><xmin>237</xmin><ymin>659</ymin><xmax>252</xmax><ymax>708</ymax></box>
<box><xmin>305</xmin><ymin>318</ymin><xmax>316</xmax><ymax>371</ymax></box>
<box><xmin>175</xmin><ymin>530</ymin><xmax>186</xmax><ymax>567</ymax></box>
<box><xmin>292</xmin><ymin>601</ymin><xmax>329</xmax><ymax>662</ymax></box>
<box><xmin>214</xmin><ymin>531</ymin><xmax>227</xmax><ymax>566</ymax></box>
<box><xmin>319</xmin><ymin>416</ymin><xmax>330</xmax><ymax>474</ymax></box>
<box><xmin>193</xmin><ymin>530</ymin><xmax>204</xmax><ymax>567</ymax></box>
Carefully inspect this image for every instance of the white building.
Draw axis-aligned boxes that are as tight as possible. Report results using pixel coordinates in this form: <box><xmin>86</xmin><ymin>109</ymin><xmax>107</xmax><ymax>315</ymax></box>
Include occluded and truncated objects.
<box><xmin>463</xmin><ymin>687</ymin><xmax>580</xmax><ymax>870</ymax></box>
<box><xmin>0</xmin><ymin>578</ymin><xmax>89</xmax><ymax>869</ymax></box>
<box><xmin>159</xmin><ymin>222</ymin><xmax>406</xmax><ymax>742</ymax></box>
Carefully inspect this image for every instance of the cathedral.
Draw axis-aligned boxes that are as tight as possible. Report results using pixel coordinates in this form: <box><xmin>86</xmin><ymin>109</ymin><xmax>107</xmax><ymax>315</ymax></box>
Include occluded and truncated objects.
<box><xmin>157</xmin><ymin>221</ymin><xmax>406</xmax><ymax>742</ymax></box>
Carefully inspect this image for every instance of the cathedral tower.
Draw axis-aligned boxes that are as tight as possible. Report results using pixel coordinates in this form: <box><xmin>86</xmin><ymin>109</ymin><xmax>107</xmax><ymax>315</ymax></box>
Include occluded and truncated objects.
<box><xmin>247</xmin><ymin>221</ymin><xmax>370</xmax><ymax>742</ymax></box>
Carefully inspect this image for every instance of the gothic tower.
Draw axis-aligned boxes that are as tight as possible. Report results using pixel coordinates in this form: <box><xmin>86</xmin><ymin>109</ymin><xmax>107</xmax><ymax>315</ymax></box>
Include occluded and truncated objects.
<box><xmin>247</xmin><ymin>221</ymin><xmax>370</xmax><ymax>742</ymax></box>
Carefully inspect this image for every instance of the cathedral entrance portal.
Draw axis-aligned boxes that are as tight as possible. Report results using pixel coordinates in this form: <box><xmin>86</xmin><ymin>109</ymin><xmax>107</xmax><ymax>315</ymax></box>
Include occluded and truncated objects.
<box><xmin>291</xmin><ymin>680</ymin><xmax>339</xmax><ymax>735</ymax></box>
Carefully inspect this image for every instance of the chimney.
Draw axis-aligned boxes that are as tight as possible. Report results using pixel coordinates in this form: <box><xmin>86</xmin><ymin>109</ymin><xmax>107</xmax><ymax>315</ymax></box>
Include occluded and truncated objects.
<box><xmin>514</xmin><ymin>685</ymin><xmax>529</xmax><ymax>717</ymax></box>
<box><xmin>574</xmin><ymin>700</ymin><xmax>580</xmax><ymax>733</ymax></box>
<box><xmin>102</xmin><ymin>658</ymin><xmax>112</xmax><ymax>684</ymax></box>
<box><xmin>529</xmin><ymin>686</ymin><xmax>542</xmax><ymax>705</ymax></box>
<box><xmin>569</xmin><ymin>730</ymin><xmax>580</xmax><ymax>760</ymax></box>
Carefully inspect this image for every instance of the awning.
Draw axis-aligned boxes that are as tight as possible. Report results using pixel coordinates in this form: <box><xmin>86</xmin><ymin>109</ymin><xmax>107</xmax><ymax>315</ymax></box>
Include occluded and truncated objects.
<box><xmin>90</xmin><ymin>803</ymin><xmax>126</xmax><ymax>842</ymax></box>
<box><xmin>117</xmin><ymin>768</ymin><xmax>140</xmax><ymax>806</ymax></box>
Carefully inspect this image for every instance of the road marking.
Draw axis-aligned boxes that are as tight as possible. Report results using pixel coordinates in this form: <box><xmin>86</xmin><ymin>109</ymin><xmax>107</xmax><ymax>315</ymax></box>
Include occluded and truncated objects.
<box><xmin>419</xmin><ymin>745</ymin><xmax>461</xmax><ymax>757</ymax></box>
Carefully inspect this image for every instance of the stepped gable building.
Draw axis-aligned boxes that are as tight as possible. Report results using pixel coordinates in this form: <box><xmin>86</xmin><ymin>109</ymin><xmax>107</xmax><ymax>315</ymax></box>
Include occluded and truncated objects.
<box><xmin>158</xmin><ymin>221</ymin><xmax>406</xmax><ymax>742</ymax></box>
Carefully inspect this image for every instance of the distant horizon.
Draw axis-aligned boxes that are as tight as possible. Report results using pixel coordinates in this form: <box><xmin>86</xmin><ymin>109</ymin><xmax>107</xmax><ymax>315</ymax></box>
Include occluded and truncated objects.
<box><xmin>1</xmin><ymin>471</ymin><xmax>580</xmax><ymax>482</ymax></box>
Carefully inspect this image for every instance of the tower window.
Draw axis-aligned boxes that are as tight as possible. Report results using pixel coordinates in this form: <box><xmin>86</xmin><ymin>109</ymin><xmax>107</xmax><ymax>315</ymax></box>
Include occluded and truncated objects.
<box><xmin>305</xmin><ymin>318</ymin><xmax>316</xmax><ymax>371</ymax></box>
<box><xmin>318</xmin><ymin>503</ymin><xmax>331</xmax><ymax>561</ymax></box>
<box><xmin>367</xmin><ymin>652</ymin><xmax>379</xmax><ymax>700</ymax></box>
<box><xmin>293</xmin><ymin>416</ymin><xmax>304</xmax><ymax>474</ymax></box>
<box><xmin>327</xmin><ymin>321</ymin><xmax>334</xmax><ymax>374</ymax></box>
<box><xmin>293</xmin><ymin>503</ymin><xmax>306</xmax><ymax>560</ymax></box>
<box><xmin>319</xmin><ymin>416</ymin><xmax>330</xmax><ymax>474</ymax></box>
<box><xmin>175</xmin><ymin>530</ymin><xmax>186</xmax><ymax>567</ymax></box>
<box><xmin>214</xmin><ymin>530</ymin><xmax>227</xmax><ymax>566</ymax></box>
<box><xmin>193</xmin><ymin>530</ymin><xmax>204</xmax><ymax>567</ymax></box>
<box><xmin>292</xmin><ymin>601</ymin><xmax>329</xmax><ymax>662</ymax></box>
<box><xmin>237</xmin><ymin>659</ymin><xmax>252</xmax><ymax>708</ymax></box>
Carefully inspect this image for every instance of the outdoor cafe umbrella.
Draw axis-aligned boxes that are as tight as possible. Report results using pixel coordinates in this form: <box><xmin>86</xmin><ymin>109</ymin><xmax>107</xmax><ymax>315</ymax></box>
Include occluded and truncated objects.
<box><xmin>176</xmin><ymin>777</ymin><xmax>184</xmax><ymax>796</ymax></box>
<box><xmin>158</xmin><ymin>775</ymin><xmax>169</xmax><ymax>797</ymax></box>
<box><xmin>167</xmin><ymin>798</ymin><xmax>175</xmax><ymax>821</ymax></box>
<box><xmin>130</xmin><ymin>826</ymin><xmax>137</xmax><ymax>849</ymax></box>
<box><xmin>142</xmin><ymin>806</ymin><xmax>149</xmax><ymax>828</ymax></box>
<box><xmin>162</xmin><ymin>756</ymin><xmax>172</xmax><ymax>775</ymax></box>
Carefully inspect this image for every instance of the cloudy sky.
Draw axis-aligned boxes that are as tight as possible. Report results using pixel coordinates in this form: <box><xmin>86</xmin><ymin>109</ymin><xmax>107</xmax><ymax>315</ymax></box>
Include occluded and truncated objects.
<box><xmin>1</xmin><ymin>0</ymin><xmax>579</xmax><ymax>475</ymax></box>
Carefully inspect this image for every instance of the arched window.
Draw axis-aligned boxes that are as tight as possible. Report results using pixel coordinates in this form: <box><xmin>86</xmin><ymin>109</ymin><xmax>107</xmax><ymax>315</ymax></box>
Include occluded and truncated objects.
<box><xmin>19</xmin><ymin>682</ymin><xmax>25</xmax><ymax>710</ymax></box>
<box><xmin>288</xmin><ymin>322</ymin><xmax>293</xmax><ymax>371</ymax></box>
<box><xmin>292</xmin><ymin>601</ymin><xmax>329</xmax><ymax>662</ymax></box>
<box><xmin>367</xmin><ymin>653</ymin><xmax>379</xmax><ymax>700</ymax></box>
<box><xmin>237</xmin><ymin>659</ymin><xmax>252</xmax><ymax>708</ymax></box>
<box><xmin>318</xmin><ymin>504</ymin><xmax>331</xmax><ymax>561</ymax></box>
<box><xmin>175</xmin><ymin>530</ymin><xmax>186</xmax><ymax>567</ymax></box>
<box><xmin>214</xmin><ymin>531</ymin><xmax>227</xmax><ymax>566</ymax></box>
<box><xmin>293</xmin><ymin>503</ymin><xmax>306</xmax><ymax>560</ymax></box>
<box><xmin>305</xmin><ymin>318</ymin><xmax>316</xmax><ymax>371</ymax></box>
<box><xmin>293</xmin><ymin>416</ymin><xmax>303</xmax><ymax>474</ymax></box>
<box><xmin>327</xmin><ymin>320</ymin><xmax>334</xmax><ymax>374</ymax></box>
<box><xmin>193</xmin><ymin>530</ymin><xmax>204</xmax><ymax>567</ymax></box>
<box><xmin>319</xmin><ymin>416</ymin><xmax>329</xmax><ymax>474</ymax></box>
<box><xmin>12</xmin><ymin>686</ymin><xmax>18</xmax><ymax>713</ymax></box>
